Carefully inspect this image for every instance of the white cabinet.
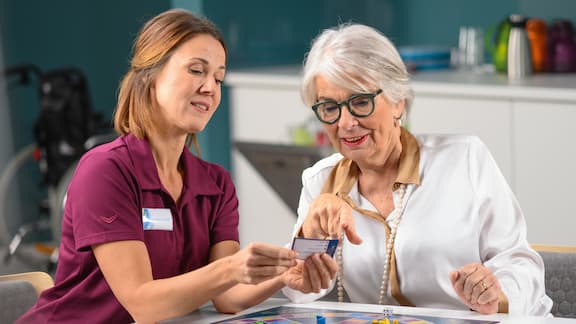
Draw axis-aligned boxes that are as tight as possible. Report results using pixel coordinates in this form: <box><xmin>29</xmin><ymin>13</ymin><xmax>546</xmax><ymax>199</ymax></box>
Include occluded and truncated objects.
<box><xmin>408</xmin><ymin>71</ymin><xmax>576</xmax><ymax>245</ymax></box>
<box><xmin>227</xmin><ymin>67</ymin><xmax>576</xmax><ymax>246</ymax></box>
<box><xmin>409</xmin><ymin>96</ymin><xmax>513</xmax><ymax>185</ymax></box>
<box><xmin>228</xmin><ymin>70</ymin><xmax>314</xmax><ymax>247</ymax></box>
<box><xmin>513</xmin><ymin>101</ymin><xmax>576</xmax><ymax>245</ymax></box>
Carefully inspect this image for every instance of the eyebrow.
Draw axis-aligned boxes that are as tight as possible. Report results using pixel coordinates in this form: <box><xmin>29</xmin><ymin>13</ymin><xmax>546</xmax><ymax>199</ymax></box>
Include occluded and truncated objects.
<box><xmin>317</xmin><ymin>96</ymin><xmax>337</xmax><ymax>102</ymax></box>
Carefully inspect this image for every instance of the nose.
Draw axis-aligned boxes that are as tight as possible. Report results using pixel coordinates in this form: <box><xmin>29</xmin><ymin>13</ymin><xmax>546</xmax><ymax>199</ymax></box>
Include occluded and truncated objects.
<box><xmin>337</xmin><ymin>104</ymin><xmax>358</xmax><ymax>129</ymax></box>
<box><xmin>199</xmin><ymin>76</ymin><xmax>217</xmax><ymax>94</ymax></box>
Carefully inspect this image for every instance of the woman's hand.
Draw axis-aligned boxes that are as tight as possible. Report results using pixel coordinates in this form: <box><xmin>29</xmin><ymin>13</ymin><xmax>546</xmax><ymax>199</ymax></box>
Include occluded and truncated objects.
<box><xmin>450</xmin><ymin>263</ymin><xmax>504</xmax><ymax>314</ymax></box>
<box><xmin>301</xmin><ymin>193</ymin><xmax>362</xmax><ymax>244</ymax></box>
<box><xmin>229</xmin><ymin>242</ymin><xmax>297</xmax><ymax>285</ymax></box>
<box><xmin>283</xmin><ymin>253</ymin><xmax>338</xmax><ymax>293</ymax></box>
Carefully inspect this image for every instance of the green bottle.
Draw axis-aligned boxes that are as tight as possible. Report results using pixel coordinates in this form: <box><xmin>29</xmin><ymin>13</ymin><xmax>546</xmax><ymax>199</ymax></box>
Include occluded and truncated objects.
<box><xmin>486</xmin><ymin>17</ymin><xmax>512</xmax><ymax>73</ymax></box>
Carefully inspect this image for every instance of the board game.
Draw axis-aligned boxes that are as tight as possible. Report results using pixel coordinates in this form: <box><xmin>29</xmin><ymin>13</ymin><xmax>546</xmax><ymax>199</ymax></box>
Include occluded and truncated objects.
<box><xmin>213</xmin><ymin>306</ymin><xmax>499</xmax><ymax>324</ymax></box>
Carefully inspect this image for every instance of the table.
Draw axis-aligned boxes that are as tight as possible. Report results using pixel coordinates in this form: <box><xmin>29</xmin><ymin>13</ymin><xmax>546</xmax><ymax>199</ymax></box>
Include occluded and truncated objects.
<box><xmin>161</xmin><ymin>298</ymin><xmax>575</xmax><ymax>324</ymax></box>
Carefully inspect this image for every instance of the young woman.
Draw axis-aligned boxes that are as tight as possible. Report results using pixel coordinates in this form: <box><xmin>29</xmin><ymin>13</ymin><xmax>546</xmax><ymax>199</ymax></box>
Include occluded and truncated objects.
<box><xmin>19</xmin><ymin>9</ymin><xmax>336</xmax><ymax>324</ymax></box>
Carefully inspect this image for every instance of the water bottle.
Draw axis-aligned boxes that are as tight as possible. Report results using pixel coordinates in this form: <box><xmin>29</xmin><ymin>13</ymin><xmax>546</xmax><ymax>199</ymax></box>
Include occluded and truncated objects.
<box><xmin>507</xmin><ymin>14</ymin><xmax>532</xmax><ymax>79</ymax></box>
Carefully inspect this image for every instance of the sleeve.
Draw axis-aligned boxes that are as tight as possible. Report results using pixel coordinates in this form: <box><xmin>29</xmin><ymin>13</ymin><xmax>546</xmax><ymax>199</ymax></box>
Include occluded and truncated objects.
<box><xmin>209</xmin><ymin>166</ymin><xmax>239</xmax><ymax>245</ymax></box>
<box><xmin>469</xmin><ymin>136</ymin><xmax>553</xmax><ymax>316</ymax></box>
<box><xmin>281</xmin><ymin>166</ymin><xmax>334</xmax><ymax>303</ymax></box>
<box><xmin>67</xmin><ymin>152</ymin><xmax>143</xmax><ymax>251</ymax></box>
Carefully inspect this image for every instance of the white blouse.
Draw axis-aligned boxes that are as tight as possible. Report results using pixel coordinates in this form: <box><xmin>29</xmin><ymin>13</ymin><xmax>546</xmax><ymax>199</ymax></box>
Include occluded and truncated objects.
<box><xmin>282</xmin><ymin>134</ymin><xmax>552</xmax><ymax>316</ymax></box>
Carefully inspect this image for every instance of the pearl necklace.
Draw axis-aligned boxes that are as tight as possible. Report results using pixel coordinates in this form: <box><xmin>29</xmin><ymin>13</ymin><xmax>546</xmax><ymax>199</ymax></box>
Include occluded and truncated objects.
<box><xmin>337</xmin><ymin>184</ymin><xmax>407</xmax><ymax>304</ymax></box>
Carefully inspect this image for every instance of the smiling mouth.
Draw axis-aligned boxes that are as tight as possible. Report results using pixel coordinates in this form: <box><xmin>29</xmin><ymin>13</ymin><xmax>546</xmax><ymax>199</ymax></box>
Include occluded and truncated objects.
<box><xmin>342</xmin><ymin>135</ymin><xmax>366</xmax><ymax>144</ymax></box>
<box><xmin>191</xmin><ymin>102</ymin><xmax>209</xmax><ymax>111</ymax></box>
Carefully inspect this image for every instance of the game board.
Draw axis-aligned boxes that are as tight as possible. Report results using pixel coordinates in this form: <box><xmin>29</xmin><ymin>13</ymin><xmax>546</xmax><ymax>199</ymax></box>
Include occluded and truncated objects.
<box><xmin>213</xmin><ymin>306</ymin><xmax>499</xmax><ymax>324</ymax></box>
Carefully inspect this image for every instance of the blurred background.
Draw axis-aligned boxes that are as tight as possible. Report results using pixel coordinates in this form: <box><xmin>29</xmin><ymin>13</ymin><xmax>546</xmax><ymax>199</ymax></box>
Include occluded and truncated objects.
<box><xmin>1</xmin><ymin>0</ymin><xmax>575</xmax><ymax>274</ymax></box>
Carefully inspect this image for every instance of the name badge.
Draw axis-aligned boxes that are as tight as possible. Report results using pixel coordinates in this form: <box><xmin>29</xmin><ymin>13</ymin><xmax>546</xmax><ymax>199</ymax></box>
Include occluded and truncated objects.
<box><xmin>142</xmin><ymin>208</ymin><xmax>173</xmax><ymax>231</ymax></box>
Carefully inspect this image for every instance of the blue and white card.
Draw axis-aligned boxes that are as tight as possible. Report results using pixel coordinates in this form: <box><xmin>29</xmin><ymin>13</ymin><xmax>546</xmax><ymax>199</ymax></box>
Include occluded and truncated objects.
<box><xmin>291</xmin><ymin>237</ymin><xmax>339</xmax><ymax>260</ymax></box>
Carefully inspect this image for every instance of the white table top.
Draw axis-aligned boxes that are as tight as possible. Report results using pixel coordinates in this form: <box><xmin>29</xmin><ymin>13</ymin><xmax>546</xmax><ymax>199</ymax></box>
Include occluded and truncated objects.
<box><xmin>161</xmin><ymin>298</ymin><xmax>576</xmax><ymax>324</ymax></box>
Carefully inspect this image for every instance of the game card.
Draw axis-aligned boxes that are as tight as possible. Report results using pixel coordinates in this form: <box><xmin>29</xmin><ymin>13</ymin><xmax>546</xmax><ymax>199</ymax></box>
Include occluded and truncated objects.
<box><xmin>291</xmin><ymin>237</ymin><xmax>339</xmax><ymax>260</ymax></box>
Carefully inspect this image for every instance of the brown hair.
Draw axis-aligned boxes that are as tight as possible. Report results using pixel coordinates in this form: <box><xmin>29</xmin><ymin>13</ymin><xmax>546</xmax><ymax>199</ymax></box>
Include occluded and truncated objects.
<box><xmin>113</xmin><ymin>9</ymin><xmax>226</xmax><ymax>154</ymax></box>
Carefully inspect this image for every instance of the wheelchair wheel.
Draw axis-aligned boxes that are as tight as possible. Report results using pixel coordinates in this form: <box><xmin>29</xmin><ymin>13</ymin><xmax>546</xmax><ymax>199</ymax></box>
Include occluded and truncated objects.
<box><xmin>49</xmin><ymin>161</ymin><xmax>78</xmax><ymax>244</ymax></box>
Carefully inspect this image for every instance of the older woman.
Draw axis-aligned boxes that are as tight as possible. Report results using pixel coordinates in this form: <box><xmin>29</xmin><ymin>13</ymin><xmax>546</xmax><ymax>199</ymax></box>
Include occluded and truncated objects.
<box><xmin>282</xmin><ymin>23</ymin><xmax>552</xmax><ymax>316</ymax></box>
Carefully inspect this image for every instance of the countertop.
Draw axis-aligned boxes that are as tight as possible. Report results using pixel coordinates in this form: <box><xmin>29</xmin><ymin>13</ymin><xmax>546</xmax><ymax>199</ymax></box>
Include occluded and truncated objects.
<box><xmin>225</xmin><ymin>66</ymin><xmax>576</xmax><ymax>102</ymax></box>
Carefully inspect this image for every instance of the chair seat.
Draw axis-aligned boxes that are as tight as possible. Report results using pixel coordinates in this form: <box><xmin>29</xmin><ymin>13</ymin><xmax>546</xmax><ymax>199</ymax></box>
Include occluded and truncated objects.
<box><xmin>0</xmin><ymin>280</ymin><xmax>39</xmax><ymax>323</ymax></box>
<box><xmin>0</xmin><ymin>271</ymin><xmax>54</xmax><ymax>322</ymax></box>
<box><xmin>533</xmin><ymin>245</ymin><xmax>576</xmax><ymax>318</ymax></box>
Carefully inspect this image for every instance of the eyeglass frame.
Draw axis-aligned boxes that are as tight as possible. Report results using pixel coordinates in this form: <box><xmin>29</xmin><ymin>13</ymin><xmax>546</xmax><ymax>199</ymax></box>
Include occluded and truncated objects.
<box><xmin>311</xmin><ymin>89</ymin><xmax>383</xmax><ymax>125</ymax></box>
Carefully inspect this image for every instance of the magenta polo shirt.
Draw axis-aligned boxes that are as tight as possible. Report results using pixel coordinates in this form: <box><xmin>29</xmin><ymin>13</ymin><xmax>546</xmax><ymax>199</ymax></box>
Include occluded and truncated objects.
<box><xmin>18</xmin><ymin>134</ymin><xmax>239</xmax><ymax>324</ymax></box>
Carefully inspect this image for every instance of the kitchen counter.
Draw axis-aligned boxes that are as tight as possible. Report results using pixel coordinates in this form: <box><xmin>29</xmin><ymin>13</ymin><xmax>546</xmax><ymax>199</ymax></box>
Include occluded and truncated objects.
<box><xmin>410</xmin><ymin>69</ymin><xmax>576</xmax><ymax>102</ymax></box>
<box><xmin>226</xmin><ymin>66</ymin><xmax>576</xmax><ymax>102</ymax></box>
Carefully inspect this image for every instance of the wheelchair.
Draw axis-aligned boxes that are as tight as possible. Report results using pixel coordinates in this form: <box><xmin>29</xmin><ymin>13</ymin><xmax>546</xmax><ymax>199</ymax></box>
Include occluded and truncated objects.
<box><xmin>0</xmin><ymin>64</ymin><xmax>114</xmax><ymax>273</ymax></box>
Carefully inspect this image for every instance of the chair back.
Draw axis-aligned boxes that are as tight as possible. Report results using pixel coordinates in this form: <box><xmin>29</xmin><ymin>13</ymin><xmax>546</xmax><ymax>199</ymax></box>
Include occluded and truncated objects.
<box><xmin>532</xmin><ymin>244</ymin><xmax>576</xmax><ymax>318</ymax></box>
<box><xmin>0</xmin><ymin>271</ymin><xmax>54</xmax><ymax>323</ymax></box>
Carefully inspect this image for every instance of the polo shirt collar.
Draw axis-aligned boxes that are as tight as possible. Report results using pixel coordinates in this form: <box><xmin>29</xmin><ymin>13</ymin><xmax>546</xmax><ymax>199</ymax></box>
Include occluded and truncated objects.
<box><xmin>180</xmin><ymin>147</ymin><xmax>223</xmax><ymax>197</ymax></box>
<box><xmin>123</xmin><ymin>134</ymin><xmax>222</xmax><ymax>196</ymax></box>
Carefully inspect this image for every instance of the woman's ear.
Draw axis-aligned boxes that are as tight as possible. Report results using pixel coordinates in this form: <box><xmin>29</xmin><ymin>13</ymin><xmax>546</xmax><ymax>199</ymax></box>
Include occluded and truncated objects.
<box><xmin>394</xmin><ymin>98</ymin><xmax>406</xmax><ymax>119</ymax></box>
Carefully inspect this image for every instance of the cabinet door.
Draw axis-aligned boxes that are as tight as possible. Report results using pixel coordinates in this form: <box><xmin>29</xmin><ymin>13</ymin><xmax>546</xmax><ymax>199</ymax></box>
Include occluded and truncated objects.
<box><xmin>409</xmin><ymin>96</ymin><xmax>513</xmax><ymax>186</ymax></box>
<box><xmin>230</xmin><ymin>87</ymin><xmax>312</xmax><ymax>143</ymax></box>
<box><xmin>513</xmin><ymin>101</ymin><xmax>576</xmax><ymax>245</ymax></box>
<box><xmin>229</xmin><ymin>86</ymin><xmax>314</xmax><ymax>246</ymax></box>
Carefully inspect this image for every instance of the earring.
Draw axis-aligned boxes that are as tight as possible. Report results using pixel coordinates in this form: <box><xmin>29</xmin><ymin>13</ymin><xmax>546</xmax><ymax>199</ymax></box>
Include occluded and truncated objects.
<box><xmin>394</xmin><ymin>116</ymin><xmax>402</xmax><ymax>127</ymax></box>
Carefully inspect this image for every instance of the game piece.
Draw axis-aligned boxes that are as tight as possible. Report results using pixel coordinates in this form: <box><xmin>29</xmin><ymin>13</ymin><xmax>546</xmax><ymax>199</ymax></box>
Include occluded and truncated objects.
<box><xmin>382</xmin><ymin>307</ymin><xmax>393</xmax><ymax>319</ymax></box>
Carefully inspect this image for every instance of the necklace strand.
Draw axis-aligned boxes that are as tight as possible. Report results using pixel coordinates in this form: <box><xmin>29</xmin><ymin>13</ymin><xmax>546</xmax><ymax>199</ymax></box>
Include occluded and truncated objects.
<box><xmin>337</xmin><ymin>184</ymin><xmax>407</xmax><ymax>304</ymax></box>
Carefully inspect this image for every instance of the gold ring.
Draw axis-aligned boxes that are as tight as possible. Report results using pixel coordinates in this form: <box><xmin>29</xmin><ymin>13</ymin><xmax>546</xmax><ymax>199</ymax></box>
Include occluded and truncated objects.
<box><xmin>481</xmin><ymin>280</ymin><xmax>488</xmax><ymax>291</ymax></box>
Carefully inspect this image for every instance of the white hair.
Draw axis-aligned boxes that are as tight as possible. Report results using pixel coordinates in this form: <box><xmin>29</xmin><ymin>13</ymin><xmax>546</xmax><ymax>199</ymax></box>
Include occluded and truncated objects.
<box><xmin>301</xmin><ymin>23</ymin><xmax>413</xmax><ymax>115</ymax></box>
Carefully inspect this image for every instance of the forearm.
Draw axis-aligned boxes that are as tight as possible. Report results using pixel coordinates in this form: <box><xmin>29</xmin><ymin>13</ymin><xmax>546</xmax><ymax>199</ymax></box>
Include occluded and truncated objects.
<box><xmin>212</xmin><ymin>275</ymin><xmax>286</xmax><ymax>314</ymax></box>
<box><xmin>126</xmin><ymin>256</ymin><xmax>237</xmax><ymax>323</ymax></box>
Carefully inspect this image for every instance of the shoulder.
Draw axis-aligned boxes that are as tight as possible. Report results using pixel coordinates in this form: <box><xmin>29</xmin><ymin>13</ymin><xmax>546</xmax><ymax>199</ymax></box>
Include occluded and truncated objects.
<box><xmin>75</xmin><ymin>136</ymin><xmax>131</xmax><ymax>176</ymax></box>
<box><xmin>302</xmin><ymin>152</ymin><xmax>343</xmax><ymax>185</ymax></box>
<box><xmin>414</xmin><ymin>133</ymin><xmax>497</xmax><ymax>181</ymax></box>
<box><xmin>415</xmin><ymin>133</ymin><xmax>490</xmax><ymax>159</ymax></box>
<box><xmin>196</xmin><ymin>157</ymin><xmax>232</xmax><ymax>182</ymax></box>
<box><xmin>66</xmin><ymin>137</ymin><xmax>139</xmax><ymax>201</ymax></box>
<box><xmin>68</xmin><ymin>137</ymin><xmax>135</xmax><ymax>194</ymax></box>
<box><xmin>415</xmin><ymin>133</ymin><xmax>484</xmax><ymax>150</ymax></box>
<box><xmin>183</xmin><ymin>152</ymin><xmax>235</xmax><ymax>196</ymax></box>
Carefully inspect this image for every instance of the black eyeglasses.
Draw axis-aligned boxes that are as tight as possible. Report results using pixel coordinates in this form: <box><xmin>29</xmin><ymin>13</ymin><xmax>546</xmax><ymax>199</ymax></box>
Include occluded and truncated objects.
<box><xmin>311</xmin><ymin>89</ymin><xmax>383</xmax><ymax>124</ymax></box>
